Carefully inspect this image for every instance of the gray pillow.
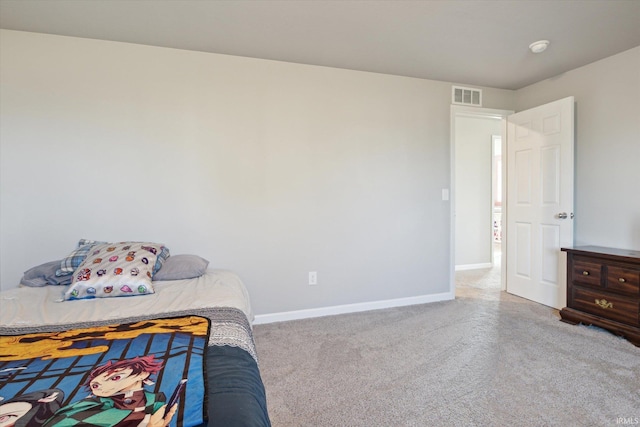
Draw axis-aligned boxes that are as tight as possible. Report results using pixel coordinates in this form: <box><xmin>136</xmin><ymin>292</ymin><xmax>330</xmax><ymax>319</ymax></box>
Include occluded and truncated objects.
<box><xmin>153</xmin><ymin>254</ymin><xmax>209</xmax><ymax>281</ymax></box>
<box><xmin>21</xmin><ymin>260</ymin><xmax>73</xmax><ymax>287</ymax></box>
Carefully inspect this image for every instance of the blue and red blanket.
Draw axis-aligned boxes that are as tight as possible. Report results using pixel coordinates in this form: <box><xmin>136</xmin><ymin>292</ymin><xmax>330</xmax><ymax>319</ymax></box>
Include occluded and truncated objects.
<box><xmin>0</xmin><ymin>315</ymin><xmax>209</xmax><ymax>427</ymax></box>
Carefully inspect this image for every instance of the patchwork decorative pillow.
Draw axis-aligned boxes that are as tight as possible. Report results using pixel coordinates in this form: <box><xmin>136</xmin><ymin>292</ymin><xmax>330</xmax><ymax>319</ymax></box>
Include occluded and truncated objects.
<box><xmin>152</xmin><ymin>245</ymin><xmax>171</xmax><ymax>275</ymax></box>
<box><xmin>56</xmin><ymin>239</ymin><xmax>104</xmax><ymax>277</ymax></box>
<box><xmin>64</xmin><ymin>242</ymin><xmax>168</xmax><ymax>300</ymax></box>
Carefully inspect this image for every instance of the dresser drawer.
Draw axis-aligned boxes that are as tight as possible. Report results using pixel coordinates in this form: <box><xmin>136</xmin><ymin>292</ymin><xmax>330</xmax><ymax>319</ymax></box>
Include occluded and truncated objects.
<box><xmin>572</xmin><ymin>287</ymin><xmax>639</xmax><ymax>326</ymax></box>
<box><xmin>572</xmin><ymin>258</ymin><xmax>602</xmax><ymax>287</ymax></box>
<box><xmin>607</xmin><ymin>266</ymin><xmax>640</xmax><ymax>295</ymax></box>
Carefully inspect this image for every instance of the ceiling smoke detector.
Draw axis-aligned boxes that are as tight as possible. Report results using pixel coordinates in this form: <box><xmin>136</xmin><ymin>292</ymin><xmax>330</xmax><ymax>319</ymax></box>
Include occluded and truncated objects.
<box><xmin>529</xmin><ymin>40</ymin><xmax>550</xmax><ymax>53</ymax></box>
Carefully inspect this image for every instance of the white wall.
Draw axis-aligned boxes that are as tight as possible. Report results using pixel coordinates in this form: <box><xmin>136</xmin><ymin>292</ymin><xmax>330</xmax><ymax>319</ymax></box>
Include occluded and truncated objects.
<box><xmin>515</xmin><ymin>47</ymin><xmax>640</xmax><ymax>251</ymax></box>
<box><xmin>0</xmin><ymin>30</ymin><xmax>515</xmax><ymax>315</ymax></box>
<box><xmin>454</xmin><ymin>115</ymin><xmax>501</xmax><ymax>267</ymax></box>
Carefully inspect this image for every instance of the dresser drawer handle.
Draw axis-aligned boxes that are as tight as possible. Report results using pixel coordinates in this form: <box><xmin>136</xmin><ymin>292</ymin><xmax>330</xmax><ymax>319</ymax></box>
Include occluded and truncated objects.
<box><xmin>594</xmin><ymin>299</ymin><xmax>613</xmax><ymax>309</ymax></box>
<box><xmin>582</xmin><ymin>271</ymin><xmax>590</xmax><ymax>276</ymax></box>
<box><xmin>618</xmin><ymin>277</ymin><xmax>626</xmax><ymax>283</ymax></box>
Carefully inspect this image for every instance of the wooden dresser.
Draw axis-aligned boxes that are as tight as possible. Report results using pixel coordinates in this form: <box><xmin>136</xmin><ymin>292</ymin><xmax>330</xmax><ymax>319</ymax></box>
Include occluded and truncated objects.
<box><xmin>560</xmin><ymin>246</ymin><xmax>640</xmax><ymax>347</ymax></box>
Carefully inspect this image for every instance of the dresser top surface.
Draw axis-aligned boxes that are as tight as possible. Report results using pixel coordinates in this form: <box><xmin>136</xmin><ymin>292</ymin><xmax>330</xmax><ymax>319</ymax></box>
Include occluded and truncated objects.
<box><xmin>562</xmin><ymin>245</ymin><xmax>640</xmax><ymax>262</ymax></box>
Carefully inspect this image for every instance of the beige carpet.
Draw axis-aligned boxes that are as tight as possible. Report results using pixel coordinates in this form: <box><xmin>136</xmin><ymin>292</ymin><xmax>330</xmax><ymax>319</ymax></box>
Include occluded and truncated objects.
<box><xmin>254</xmin><ymin>264</ymin><xmax>640</xmax><ymax>426</ymax></box>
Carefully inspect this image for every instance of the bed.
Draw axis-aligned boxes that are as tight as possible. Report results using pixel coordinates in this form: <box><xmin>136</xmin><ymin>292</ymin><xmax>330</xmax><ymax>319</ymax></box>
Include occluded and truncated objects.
<box><xmin>0</xmin><ymin>241</ymin><xmax>271</xmax><ymax>427</ymax></box>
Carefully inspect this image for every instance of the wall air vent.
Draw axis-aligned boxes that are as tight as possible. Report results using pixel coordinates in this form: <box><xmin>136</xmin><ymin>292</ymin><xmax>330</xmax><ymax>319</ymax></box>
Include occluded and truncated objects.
<box><xmin>452</xmin><ymin>86</ymin><xmax>482</xmax><ymax>107</ymax></box>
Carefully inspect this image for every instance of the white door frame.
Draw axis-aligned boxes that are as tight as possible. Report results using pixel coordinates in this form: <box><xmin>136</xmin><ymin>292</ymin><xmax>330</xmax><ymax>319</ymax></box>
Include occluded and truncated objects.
<box><xmin>450</xmin><ymin>105</ymin><xmax>514</xmax><ymax>297</ymax></box>
<box><xmin>491</xmin><ymin>133</ymin><xmax>502</xmax><ymax>267</ymax></box>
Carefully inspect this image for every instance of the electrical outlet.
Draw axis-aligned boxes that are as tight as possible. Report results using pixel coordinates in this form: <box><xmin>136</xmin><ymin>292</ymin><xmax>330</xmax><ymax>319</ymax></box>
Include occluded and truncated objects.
<box><xmin>308</xmin><ymin>271</ymin><xmax>317</xmax><ymax>285</ymax></box>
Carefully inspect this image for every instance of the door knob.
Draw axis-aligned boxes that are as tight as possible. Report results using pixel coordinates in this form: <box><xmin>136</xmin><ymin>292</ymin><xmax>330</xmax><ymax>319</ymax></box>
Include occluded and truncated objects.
<box><xmin>556</xmin><ymin>212</ymin><xmax>568</xmax><ymax>219</ymax></box>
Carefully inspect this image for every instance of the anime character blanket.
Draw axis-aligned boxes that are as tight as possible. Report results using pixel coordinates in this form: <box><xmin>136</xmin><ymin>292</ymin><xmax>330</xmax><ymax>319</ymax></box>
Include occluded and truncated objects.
<box><xmin>0</xmin><ymin>315</ymin><xmax>210</xmax><ymax>427</ymax></box>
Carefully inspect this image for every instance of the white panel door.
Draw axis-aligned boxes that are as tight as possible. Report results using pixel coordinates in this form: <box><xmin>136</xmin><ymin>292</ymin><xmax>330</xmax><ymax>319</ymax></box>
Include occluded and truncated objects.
<box><xmin>506</xmin><ymin>97</ymin><xmax>574</xmax><ymax>309</ymax></box>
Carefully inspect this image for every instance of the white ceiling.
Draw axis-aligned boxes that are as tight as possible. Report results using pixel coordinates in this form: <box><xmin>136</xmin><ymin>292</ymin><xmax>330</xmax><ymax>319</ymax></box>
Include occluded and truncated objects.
<box><xmin>1</xmin><ymin>0</ymin><xmax>639</xmax><ymax>90</ymax></box>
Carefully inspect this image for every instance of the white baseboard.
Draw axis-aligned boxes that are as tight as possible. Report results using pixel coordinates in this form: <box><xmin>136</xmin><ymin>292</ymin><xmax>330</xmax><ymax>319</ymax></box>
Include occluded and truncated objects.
<box><xmin>455</xmin><ymin>263</ymin><xmax>492</xmax><ymax>271</ymax></box>
<box><xmin>253</xmin><ymin>292</ymin><xmax>453</xmax><ymax>325</ymax></box>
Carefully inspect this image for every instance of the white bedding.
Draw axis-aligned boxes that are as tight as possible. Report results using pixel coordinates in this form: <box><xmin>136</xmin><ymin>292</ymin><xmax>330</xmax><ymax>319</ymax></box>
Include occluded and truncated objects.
<box><xmin>0</xmin><ymin>269</ymin><xmax>253</xmax><ymax>329</ymax></box>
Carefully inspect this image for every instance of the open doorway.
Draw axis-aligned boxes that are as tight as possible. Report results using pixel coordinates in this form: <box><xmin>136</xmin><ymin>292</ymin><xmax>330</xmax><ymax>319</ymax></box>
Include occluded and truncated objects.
<box><xmin>450</xmin><ymin>106</ymin><xmax>513</xmax><ymax>298</ymax></box>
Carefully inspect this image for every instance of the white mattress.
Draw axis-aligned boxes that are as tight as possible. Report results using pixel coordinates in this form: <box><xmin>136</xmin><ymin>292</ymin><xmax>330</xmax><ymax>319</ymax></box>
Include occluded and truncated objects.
<box><xmin>0</xmin><ymin>269</ymin><xmax>253</xmax><ymax>329</ymax></box>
